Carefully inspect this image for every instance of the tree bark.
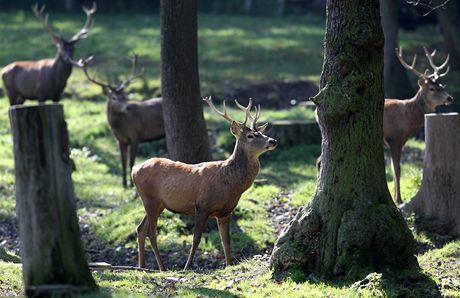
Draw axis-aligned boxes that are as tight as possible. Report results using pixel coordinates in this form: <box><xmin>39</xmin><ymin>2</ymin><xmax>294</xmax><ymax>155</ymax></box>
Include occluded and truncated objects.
<box><xmin>437</xmin><ymin>0</ymin><xmax>460</xmax><ymax>70</ymax></box>
<box><xmin>160</xmin><ymin>0</ymin><xmax>211</xmax><ymax>164</ymax></box>
<box><xmin>9</xmin><ymin>104</ymin><xmax>97</xmax><ymax>296</ymax></box>
<box><xmin>380</xmin><ymin>0</ymin><xmax>415</xmax><ymax>99</ymax></box>
<box><xmin>405</xmin><ymin>113</ymin><xmax>460</xmax><ymax>236</ymax></box>
<box><xmin>270</xmin><ymin>0</ymin><xmax>417</xmax><ymax>278</ymax></box>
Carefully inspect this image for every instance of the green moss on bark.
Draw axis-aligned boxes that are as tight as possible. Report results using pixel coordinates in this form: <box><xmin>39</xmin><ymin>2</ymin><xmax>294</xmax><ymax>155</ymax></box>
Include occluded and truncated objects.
<box><xmin>270</xmin><ymin>0</ymin><xmax>418</xmax><ymax>280</ymax></box>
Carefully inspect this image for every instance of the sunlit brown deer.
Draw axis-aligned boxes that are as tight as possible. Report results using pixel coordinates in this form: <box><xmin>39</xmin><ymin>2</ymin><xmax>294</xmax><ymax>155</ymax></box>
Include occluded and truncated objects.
<box><xmin>384</xmin><ymin>47</ymin><xmax>453</xmax><ymax>204</ymax></box>
<box><xmin>75</xmin><ymin>56</ymin><xmax>164</xmax><ymax>188</ymax></box>
<box><xmin>1</xmin><ymin>3</ymin><xmax>96</xmax><ymax>105</ymax></box>
<box><xmin>132</xmin><ymin>97</ymin><xmax>278</xmax><ymax>271</ymax></box>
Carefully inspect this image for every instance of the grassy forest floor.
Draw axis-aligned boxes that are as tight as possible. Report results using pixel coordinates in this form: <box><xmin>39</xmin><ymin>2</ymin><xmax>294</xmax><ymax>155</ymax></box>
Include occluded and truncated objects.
<box><xmin>0</xmin><ymin>11</ymin><xmax>459</xmax><ymax>298</ymax></box>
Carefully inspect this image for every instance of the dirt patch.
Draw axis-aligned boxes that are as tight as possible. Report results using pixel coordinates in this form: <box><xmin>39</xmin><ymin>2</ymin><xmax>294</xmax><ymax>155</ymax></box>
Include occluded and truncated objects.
<box><xmin>218</xmin><ymin>79</ymin><xmax>318</xmax><ymax>108</ymax></box>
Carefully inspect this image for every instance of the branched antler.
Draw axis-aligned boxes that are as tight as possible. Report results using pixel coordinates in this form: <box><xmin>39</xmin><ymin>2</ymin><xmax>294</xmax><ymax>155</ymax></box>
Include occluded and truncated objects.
<box><xmin>32</xmin><ymin>3</ymin><xmax>63</xmax><ymax>43</ymax></box>
<box><xmin>69</xmin><ymin>2</ymin><xmax>97</xmax><ymax>42</ymax></box>
<box><xmin>395</xmin><ymin>47</ymin><xmax>425</xmax><ymax>78</ymax></box>
<box><xmin>423</xmin><ymin>47</ymin><xmax>450</xmax><ymax>81</ymax></box>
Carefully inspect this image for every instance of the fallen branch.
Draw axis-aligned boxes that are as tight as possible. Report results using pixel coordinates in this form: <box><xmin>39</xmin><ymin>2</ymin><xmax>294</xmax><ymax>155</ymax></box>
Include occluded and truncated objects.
<box><xmin>88</xmin><ymin>262</ymin><xmax>156</xmax><ymax>273</ymax></box>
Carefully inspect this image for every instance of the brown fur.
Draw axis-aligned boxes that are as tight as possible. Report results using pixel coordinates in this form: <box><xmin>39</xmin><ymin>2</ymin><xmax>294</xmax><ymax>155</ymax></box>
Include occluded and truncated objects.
<box><xmin>106</xmin><ymin>93</ymin><xmax>165</xmax><ymax>188</ymax></box>
<box><xmin>132</xmin><ymin>108</ymin><xmax>277</xmax><ymax>271</ymax></box>
<box><xmin>384</xmin><ymin>78</ymin><xmax>453</xmax><ymax>204</ymax></box>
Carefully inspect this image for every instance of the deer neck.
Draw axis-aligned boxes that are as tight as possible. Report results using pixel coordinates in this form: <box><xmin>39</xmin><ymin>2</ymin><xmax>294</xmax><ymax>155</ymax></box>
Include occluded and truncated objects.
<box><xmin>408</xmin><ymin>90</ymin><xmax>430</xmax><ymax>130</ymax></box>
<box><xmin>53</xmin><ymin>52</ymin><xmax>73</xmax><ymax>80</ymax></box>
<box><xmin>224</xmin><ymin>141</ymin><xmax>260</xmax><ymax>192</ymax></box>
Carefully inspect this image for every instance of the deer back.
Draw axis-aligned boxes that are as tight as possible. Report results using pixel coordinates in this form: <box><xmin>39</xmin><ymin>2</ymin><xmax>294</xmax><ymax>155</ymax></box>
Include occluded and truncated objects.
<box><xmin>107</xmin><ymin>97</ymin><xmax>164</xmax><ymax>145</ymax></box>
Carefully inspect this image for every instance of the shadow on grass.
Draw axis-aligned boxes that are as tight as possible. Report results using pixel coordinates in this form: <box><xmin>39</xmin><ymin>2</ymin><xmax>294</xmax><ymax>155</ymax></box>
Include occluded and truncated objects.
<box><xmin>283</xmin><ymin>267</ymin><xmax>441</xmax><ymax>298</ymax></box>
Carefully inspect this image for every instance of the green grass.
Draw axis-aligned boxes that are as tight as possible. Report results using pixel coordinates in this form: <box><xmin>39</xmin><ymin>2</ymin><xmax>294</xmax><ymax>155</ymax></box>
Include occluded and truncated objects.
<box><xmin>1</xmin><ymin>11</ymin><xmax>459</xmax><ymax>298</ymax></box>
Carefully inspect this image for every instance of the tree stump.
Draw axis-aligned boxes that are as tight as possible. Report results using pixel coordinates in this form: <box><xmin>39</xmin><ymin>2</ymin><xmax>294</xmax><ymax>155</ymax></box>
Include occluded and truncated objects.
<box><xmin>9</xmin><ymin>104</ymin><xmax>97</xmax><ymax>297</ymax></box>
<box><xmin>406</xmin><ymin>113</ymin><xmax>460</xmax><ymax>236</ymax></box>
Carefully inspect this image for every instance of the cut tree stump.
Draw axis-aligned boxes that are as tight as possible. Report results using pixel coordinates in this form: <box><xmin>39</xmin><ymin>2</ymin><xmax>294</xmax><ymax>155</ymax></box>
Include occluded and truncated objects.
<box><xmin>267</xmin><ymin>120</ymin><xmax>321</xmax><ymax>146</ymax></box>
<box><xmin>9</xmin><ymin>104</ymin><xmax>97</xmax><ymax>297</ymax></box>
<box><xmin>406</xmin><ymin>113</ymin><xmax>460</xmax><ymax>236</ymax></box>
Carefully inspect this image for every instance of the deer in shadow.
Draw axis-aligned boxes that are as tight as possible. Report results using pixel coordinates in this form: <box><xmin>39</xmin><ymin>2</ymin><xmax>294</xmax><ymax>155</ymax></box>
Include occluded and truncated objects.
<box><xmin>75</xmin><ymin>56</ymin><xmax>164</xmax><ymax>188</ymax></box>
<box><xmin>1</xmin><ymin>3</ymin><xmax>96</xmax><ymax>105</ymax></box>
<box><xmin>132</xmin><ymin>97</ymin><xmax>278</xmax><ymax>271</ymax></box>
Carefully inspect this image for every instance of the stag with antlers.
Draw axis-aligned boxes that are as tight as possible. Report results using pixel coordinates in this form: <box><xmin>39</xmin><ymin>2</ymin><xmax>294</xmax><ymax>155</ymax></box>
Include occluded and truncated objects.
<box><xmin>1</xmin><ymin>3</ymin><xmax>96</xmax><ymax>105</ymax></box>
<box><xmin>384</xmin><ymin>47</ymin><xmax>453</xmax><ymax>204</ymax></box>
<box><xmin>75</xmin><ymin>55</ymin><xmax>164</xmax><ymax>188</ymax></box>
<box><xmin>132</xmin><ymin>97</ymin><xmax>277</xmax><ymax>270</ymax></box>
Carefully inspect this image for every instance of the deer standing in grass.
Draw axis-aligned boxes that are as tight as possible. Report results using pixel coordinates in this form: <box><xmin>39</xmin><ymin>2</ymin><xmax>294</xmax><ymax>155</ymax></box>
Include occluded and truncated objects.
<box><xmin>1</xmin><ymin>3</ymin><xmax>96</xmax><ymax>105</ymax></box>
<box><xmin>385</xmin><ymin>47</ymin><xmax>453</xmax><ymax>204</ymax></box>
<box><xmin>132</xmin><ymin>97</ymin><xmax>278</xmax><ymax>270</ymax></box>
<box><xmin>75</xmin><ymin>56</ymin><xmax>164</xmax><ymax>188</ymax></box>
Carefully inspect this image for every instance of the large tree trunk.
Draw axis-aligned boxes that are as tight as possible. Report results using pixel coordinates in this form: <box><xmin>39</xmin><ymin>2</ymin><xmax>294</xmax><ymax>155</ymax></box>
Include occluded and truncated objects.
<box><xmin>437</xmin><ymin>0</ymin><xmax>460</xmax><ymax>70</ymax></box>
<box><xmin>406</xmin><ymin>113</ymin><xmax>460</xmax><ymax>235</ymax></box>
<box><xmin>270</xmin><ymin>0</ymin><xmax>417</xmax><ymax>278</ymax></box>
<box><xmin>160</xmin><ymin>0</ymin><xmax>211</xmax><ymax>164</ymax></box>
<box><xmin>9</xmin><ymin>104</ymin><xmax>97</xmax><ymax>297</ymax></box>
<box><xmin>380</xmin><ymin>0</ymin><xmax>414</xmax><ymax>99</ymax></box>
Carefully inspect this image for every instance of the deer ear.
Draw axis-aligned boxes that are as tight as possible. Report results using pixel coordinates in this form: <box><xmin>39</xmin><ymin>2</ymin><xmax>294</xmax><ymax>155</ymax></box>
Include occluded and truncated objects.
<box><xmin>230</xmin><ymin>121</ymin><xmax>240</xmax><ymax>136</ymax></box>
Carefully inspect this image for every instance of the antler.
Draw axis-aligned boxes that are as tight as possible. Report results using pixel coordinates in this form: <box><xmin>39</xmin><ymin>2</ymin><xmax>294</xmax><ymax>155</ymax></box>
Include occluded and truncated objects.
<box><xmin>235</xmin><ymin>99</ymin><xmax>264</xmax><ymax>130</ymax></box>
<box><xmin>395</xmin><ymin>47</ymin><xmax>425</xmax><ymax>78</ymax></box>
<box><xmin>203</xmin><ymin>96</ymin><xmax>237</xmax><ymax>123</ymax></box>
<box><xmin>423</xmin><ymin>47</ymin><xmax>450</xmax><ymax>81</ymax></box>
<box><xmin>69</xmin><ymin>2</ymin><xmax>97</xmax><ymax>43</ymax></box>
<box><xmin>115</xmin><ymin>55</ymin><xmax>145</xmax><ymax>92</ymax></box>
<box><xmin>32</xmin><ymin>3</ymin><xmax>63</xmax><ymax>43</ymax></box>
<box><xmin>71</xmin><ymin>56</ymin><xmax>114</xmax><ymax>90</ymax></box>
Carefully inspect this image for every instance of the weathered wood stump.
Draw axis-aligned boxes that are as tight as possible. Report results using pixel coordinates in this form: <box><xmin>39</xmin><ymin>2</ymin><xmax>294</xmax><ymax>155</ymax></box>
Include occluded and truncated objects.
<box><xmin>406</xmin><ymin>113</ymin><xmax>460</xmax><ymax>236</ymax></box>
<box><xmin>9</xmin><ymin>104</ymin><xmax>97</xmax><ymax>297</ymax></box>
<box><xmin>266</xmin><ymin>120</ymin><xmax>321</xmax><ymax>146</ymax></box>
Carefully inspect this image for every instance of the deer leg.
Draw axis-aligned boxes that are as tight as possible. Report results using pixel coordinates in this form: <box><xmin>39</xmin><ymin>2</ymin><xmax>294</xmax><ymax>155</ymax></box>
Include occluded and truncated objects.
<box><xmin>184</xmin><ymin>211</ymin><xmax>208</xmax><ymax>271</ymax></box>
<box><xmin>119</xmin><ymin>142</ymin><xmax>128</xmax><ymax>188</ymax></box>
<box><xmin>390</xmin><ymin>143</ymin><xmax>403</xmax><ymax>205</ymax></box>
<box><xmin>145</xmin><ymin>204</ymin><xmax>165</xmax><ymax>271</ymax></box>
<box><xmin>217</xmin><ymin>214</ymin><xmax>232</xmax><ymax>266</ymax></box>
<box><xmin>129</xmin><ymin>143</ymin><xmax>138</xmax><ymax>187</ymax></box>
<box><xmin>136</xmin><ymin>215</ymin><xmax>148</xmax><ymax>268</ymax></box>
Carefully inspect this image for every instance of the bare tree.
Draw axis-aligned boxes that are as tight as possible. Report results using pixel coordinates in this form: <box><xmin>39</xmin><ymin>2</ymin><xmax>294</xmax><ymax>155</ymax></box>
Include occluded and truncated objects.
<box><xmin>436</xmin><ymin>0</ymin><xmax>460</xmax><ymax>70</ymax></box>
<box><xmin>380</xmin><ymin>0</ymin><xmax>414</xmax><ymax>98</ymax></box>
<box><xmin>160</xmin><ymin>0</ymin><xmax>211</xmax><ymax>163</ymax></box>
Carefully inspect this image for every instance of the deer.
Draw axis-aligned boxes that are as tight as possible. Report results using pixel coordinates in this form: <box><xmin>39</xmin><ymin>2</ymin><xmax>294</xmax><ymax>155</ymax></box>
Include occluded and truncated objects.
<box><xmin>1</xmin><ymin>2</ymin><xmax>96</xmax><ymax>105</ymax></box>
<box><xmin>132</xmin><ymin>97</ymin><xmax>278</xmax><ymax>271</ymax></box>
<box><xmin>74</xmin><ymin>55</ymin><xmax>165</xmax><ymax>188</ymax></box>
<box><xmin>384</xmin><ymin>47</ymin><xmax>453</xmax><ymax>205</ymax></box>
<box><xmin>315</xmin><ymin>47</ymin><xmax>453</xmax><ymax>206</ymax></box>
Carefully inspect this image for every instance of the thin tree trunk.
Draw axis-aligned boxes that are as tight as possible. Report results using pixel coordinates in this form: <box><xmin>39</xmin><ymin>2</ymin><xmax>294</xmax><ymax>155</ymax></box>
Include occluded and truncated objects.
<box><xmin>437</xmin><ymin>0</ymin><xmax>460</xmax><ymax>70</ymax></box>
<box><xmin>405</xmin><ymin>113</ymin><xmax>460</xmax><ymax>235</ymax></box>
<box><xmin>160</xmin><ymin>0</ymin><xmax>211</xmax><ymax>164</ymax></box>
<box><xmin>270</xmin><ymin>0</ymin><xmax>417</xmax><ymax>278</ymax></box>
<box><xmin>244</xmin><ymin>0</ymin><xmax>253</xmax><ymax>14</ymax></box>
<box><xmin>9</xmin><ymin>104</ymin><xmax>97</xmax><ymax>296</ymax></box>
<box><xmin>380</xmin><ymin>0</ymin><xmax>415</xmax><ymax>99</ymax></box>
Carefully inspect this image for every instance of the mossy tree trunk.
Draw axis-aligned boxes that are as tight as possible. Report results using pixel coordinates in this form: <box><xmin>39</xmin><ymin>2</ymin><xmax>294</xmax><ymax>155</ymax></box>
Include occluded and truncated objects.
<box><xmin>160</xmin><ymin>0</ymin><xmax>211</xmax><ymax>164</ymax></box>
<box><xmin>9</xmin><ymin>104</ymin><xmax>97</xmax><ymax>296</ymax></box>
<box><xmin>270</xmin><ymin>0</ymin><xmax>418</xmax><ymax>278</ymax></box>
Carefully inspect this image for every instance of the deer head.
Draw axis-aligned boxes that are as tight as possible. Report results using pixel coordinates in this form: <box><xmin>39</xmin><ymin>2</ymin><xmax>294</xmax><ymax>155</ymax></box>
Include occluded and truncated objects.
<box><xmin>74</xmin><ymin>55</ymin><xmax>144</xmax><ymax>105</ymax></box>
<box><xmin>32</xmin><ymin>2</ymin><xmax>96</xmax><ymax>63</ymax></box>
<box><xmin>204</xmin><ymin>97</ymin><xmax>277</xmax><ymax>157</ymax></box>
<box><xmin>396</xmin><ymin>47</ymin><xmax>453</xmax><ymax>108</ymax></box>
